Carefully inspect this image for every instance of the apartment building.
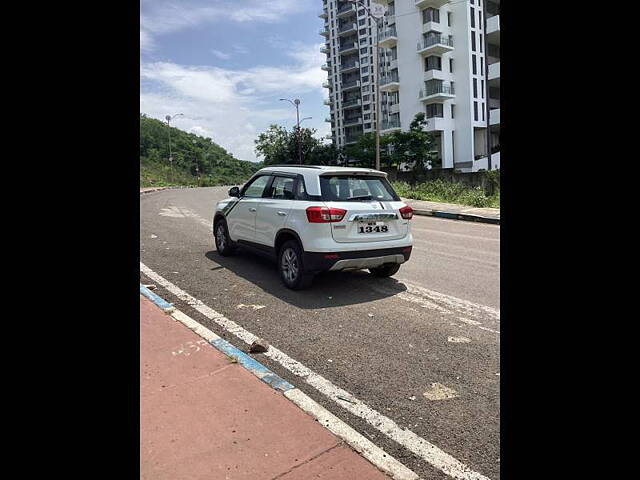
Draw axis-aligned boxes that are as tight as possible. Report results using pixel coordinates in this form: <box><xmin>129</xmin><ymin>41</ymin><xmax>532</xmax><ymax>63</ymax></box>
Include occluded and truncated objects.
<box><xmin>319</xmin><ymin>0</ymin><xmax>379</xmax><ymax>148</ymax></box>
<box><xmin>320</xmin><ymin>0</ymin><xmax>501</xmax><ymax>171</ymax></box>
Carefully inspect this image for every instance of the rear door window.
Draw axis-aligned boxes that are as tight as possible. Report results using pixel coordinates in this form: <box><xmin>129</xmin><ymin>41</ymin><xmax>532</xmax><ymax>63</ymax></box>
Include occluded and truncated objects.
<box><xmin>242</xmin><ymin>175</ymin><xmax>271</xmax><ymax>198</ymax></box>
<box><xmin>320</xmin><ymin>175</ymin><xmax>399</xmax><ymax>201</ymax></box>
<box><xmin>268</xmin><ymin>176</ymin><xmax>296</xmax><ymax>200</ymax></box>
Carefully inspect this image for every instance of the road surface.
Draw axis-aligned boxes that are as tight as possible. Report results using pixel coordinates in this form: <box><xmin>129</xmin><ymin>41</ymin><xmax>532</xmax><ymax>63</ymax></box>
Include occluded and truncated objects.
<box><xmin>140</xmin><ymin>186</ymin><xmax>500</xmax><ymax>480</ymax></box>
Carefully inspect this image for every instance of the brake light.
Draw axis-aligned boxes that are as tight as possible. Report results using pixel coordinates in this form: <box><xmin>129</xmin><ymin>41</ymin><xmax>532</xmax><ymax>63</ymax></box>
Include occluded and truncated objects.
<box><xmin>399</xmin><ymin>205</ymin><xmax>414</xmax><ymax>220</ymax></box>
<box><xmin>306</xmin><ymin>206</ymin><xmax>347</xmax><ymax>223</ymax></box>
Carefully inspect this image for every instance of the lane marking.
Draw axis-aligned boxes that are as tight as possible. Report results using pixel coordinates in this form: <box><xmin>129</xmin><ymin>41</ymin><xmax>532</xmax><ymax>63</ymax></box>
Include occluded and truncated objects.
<box><xmin>140</xmin><ymin>262</ymin><xmax>492</xmax><ymax>480</ymax></box>
<box><xmin>159</xmin><ymin>205</ymin><xmax>212</xmax><ymax>230</ymax></box>
<box><xmin>448</xmin><ymin>336</ymin><xmax>471</xmax><ymax>344</ymax></box>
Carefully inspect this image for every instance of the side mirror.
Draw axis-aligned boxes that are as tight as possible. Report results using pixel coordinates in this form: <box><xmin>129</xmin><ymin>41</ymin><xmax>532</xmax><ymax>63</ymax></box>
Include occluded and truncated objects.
<box><xmin>228</xmin><ymin>186</ymin><xmax>240</xmax><ymax>198</ymax></box>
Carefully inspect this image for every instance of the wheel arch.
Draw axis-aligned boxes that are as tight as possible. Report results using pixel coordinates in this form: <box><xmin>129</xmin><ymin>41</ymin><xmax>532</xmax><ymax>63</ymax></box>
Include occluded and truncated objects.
<box><xmin>274</xmin><ymin>228</ymin><xmax>304</xmax><ymax>255</ymax></box>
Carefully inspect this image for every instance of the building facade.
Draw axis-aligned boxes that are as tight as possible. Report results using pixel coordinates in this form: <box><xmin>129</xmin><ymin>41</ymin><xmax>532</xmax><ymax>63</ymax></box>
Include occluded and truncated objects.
<box><xmin>320</xmin><ymin>0</ymin><xmax>500</xmax><ymax>171</ymax></box>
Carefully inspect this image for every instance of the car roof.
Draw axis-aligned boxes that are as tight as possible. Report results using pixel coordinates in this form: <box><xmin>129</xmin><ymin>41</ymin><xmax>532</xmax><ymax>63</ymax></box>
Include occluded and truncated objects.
<box><xmin>254</xmin><ymin>165</ymin><xmax>387</xmax><ymax>196</ymax></box>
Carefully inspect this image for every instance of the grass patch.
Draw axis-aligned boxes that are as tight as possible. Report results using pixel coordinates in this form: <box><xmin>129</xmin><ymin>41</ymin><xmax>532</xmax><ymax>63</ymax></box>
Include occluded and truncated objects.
<box><xmin>140</xmin><ymin>159</ymin><xmax>251</xmax><ymax>188</ymax></box>
<box><xmin>392</xmin><ymin>179</ymin><xmax>500</xmax><ymax>209</ymax></box>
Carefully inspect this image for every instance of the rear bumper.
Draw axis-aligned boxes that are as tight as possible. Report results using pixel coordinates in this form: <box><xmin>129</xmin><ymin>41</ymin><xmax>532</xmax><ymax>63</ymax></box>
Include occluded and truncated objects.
<box><xmin>303</xmin><ymin>246</ymin><xmax>412</xmax><ymax>273</ymax></box>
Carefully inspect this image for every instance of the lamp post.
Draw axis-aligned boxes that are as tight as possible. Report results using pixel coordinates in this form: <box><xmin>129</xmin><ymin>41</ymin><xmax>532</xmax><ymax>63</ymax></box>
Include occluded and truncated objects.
<box><xmin>348</xmin><ymin>0</ymin><xmax>385</xmax><ymax>171</ymax></box>
<box><xmin>165</xmin><ymin>113</ymin><xmax>184</xmax><ymax>182</ymax></box>
<box><xmin>280</xmin><ymin>98</ymin><xmax>302</xmax><ymax>164</ymax></box>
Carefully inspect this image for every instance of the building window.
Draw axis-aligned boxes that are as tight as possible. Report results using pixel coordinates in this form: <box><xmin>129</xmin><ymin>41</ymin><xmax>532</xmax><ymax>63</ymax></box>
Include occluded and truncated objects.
<box><xmin>481</xmin><ymin>80</ymin><xmax>485</xmax><ymax>98</ymax></box>
<box><xmin>481</xmin><ymin>57</ymin><xmax>484</xmax><ymax>75</ymax></box>
<box><xmin>363</xmin><ymin>104</ymin><xmax>370</xmax><ymax>110</ymax></box>
<box><xmin>480</xmin><ymin>34</ymin><xmax>483</xmax><ymax>53</ymax></box>
<box><xmin>422</xmin><ymin>7</ymin><xmax>440</xmax><ymax>24</ymax></box>
<box><xmin>426</xmin><ymin>103</ymin><xmax>444</xmax><ymax>118</ymax></box>
<box><xmin>482</xmin><ymin>104</ymin><xmax>485</xmax><ymax>121</ymax></box>
<box><xmin>472</xmin><ymin>54</ymin><xmax>477</xmax><ymax>74</ymax></box>
<box><xmin>451</xmin><ymin>104</ymin><xmax>455</xmax><ymax>119</ymax></box>
<box><xmin>359</xmin><ymin>19</ymin><xmax>365</xmax><ymax>26</ymax></box>
<box><xmin>479</xmin><ymin>11</ymin><xmax>482</xmax><ymax>25</ymax></box>
<box><xmin>449</xmin><ymin>58</ymin><xmax>453</xmax><ymax>72</ymax></box>
<box><xmin>364</xmin><ymin>123</ymin><xmax>371</xmax><ymax>129</ymax></box>
<box><xmin>471</xmin><ymin>33</ymin><xmax>476</xmax><ymax>51</ymax></box>
<box><xmin>470</xmin><ymin>7</ymin><xmax>475</xmax><ymax>28</ymax></box>
<box><xmin>363</xmin><ymin>94</ymin><xmax>370</xmax><ymax>101</ymax></box>
<box><xmin>359</xmin><ymin>29</ymin><xmax>367</xmax><ymax>36</ymax></box>
<box><xmin>362</xmin><ymin>66</ymin><xmax>369</xmax><ymax>73</ymax></box>
<box><xmin>360</xmin><ymin>47</ymin><xmax>368</xmax><ymax>54</ymax></box>
<box><xmin>473</xmin><ymin>78</ymin><xmax>478</xmax><ymax>98</ymax></box>
<box><xmin>447</xmin><ymin>12</ymin><xmax>452</xmax><ymax>26</ymax></box>
<box><xmin>364</xmin><ymin>114</ymin><xmax>371</xmax><ymax>120</ymax></box>
<box><xmin>474</xmin><ymin>101</ymin><xmax>478</xmax><ymax>121</ymax></box>
<box><xmin>425</xmin><ymin>55</ymin><xmax>442</xmax><ymax>71</ymax></box>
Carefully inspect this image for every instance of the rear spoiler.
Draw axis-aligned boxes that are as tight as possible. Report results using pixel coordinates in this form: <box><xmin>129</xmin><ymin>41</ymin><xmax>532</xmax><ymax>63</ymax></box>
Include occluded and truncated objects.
<box><xmin>318</xmin><ymin>170</ymin><xmax>387</xmax><ymax>177</ymax></box>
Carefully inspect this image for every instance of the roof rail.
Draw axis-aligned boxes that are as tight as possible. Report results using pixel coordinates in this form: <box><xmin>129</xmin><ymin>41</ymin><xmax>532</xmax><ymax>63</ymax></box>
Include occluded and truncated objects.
<box><xmin>261</xmin><ymin>164</ymin><xmax>325</xmax><ymax>169</ymax></box>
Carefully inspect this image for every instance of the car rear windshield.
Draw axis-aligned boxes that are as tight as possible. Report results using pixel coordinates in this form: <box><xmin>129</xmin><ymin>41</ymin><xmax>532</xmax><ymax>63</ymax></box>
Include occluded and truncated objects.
<box><xmin>319</xmin><ymin>175</ymin><xmax>400</xmax><ymax>202</ymax></box>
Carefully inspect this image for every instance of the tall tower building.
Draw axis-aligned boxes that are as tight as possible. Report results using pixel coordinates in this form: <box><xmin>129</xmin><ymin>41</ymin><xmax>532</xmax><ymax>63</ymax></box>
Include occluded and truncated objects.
<box><xmin>320</xmin><ymin>0</ymin><xmax>501</xmax><ymax>171</ymax></box>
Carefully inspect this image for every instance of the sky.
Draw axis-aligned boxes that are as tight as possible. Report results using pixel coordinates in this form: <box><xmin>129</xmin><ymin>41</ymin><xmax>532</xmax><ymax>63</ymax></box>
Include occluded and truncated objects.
<box><xmin>140</xmin><ymin>0</ymin><xmax>330</xmax><ymax>162</ymax></box>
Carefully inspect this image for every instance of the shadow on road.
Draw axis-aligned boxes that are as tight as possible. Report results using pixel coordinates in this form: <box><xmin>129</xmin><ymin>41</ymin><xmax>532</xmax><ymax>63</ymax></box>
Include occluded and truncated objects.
<box><xmin>204</xmin><ymin>249</ymin><xmax>408</xmax><ymax>310</ymax></box>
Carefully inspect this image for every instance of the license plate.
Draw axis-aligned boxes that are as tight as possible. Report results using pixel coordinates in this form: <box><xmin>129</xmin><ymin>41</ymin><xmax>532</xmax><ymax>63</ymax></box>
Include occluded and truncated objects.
<box><xmin>358</xmin><ymin>222</ymin><xmax>388</xmax><ymax>234</ymax></box>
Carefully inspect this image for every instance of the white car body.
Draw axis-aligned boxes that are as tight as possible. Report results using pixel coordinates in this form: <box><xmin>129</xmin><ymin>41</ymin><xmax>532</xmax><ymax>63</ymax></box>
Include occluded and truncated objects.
<box><xmin>213</xmin><ymin>165</ymin><xmax>414</xmax><ymax>288</ymax></box>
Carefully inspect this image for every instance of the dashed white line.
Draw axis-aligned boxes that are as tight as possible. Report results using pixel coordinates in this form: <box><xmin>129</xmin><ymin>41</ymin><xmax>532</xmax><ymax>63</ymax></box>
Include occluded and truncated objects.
<box><xmin>140</xmin><ymin>262</ymin><xmax>492</xmax><ymax>480</ymax></box>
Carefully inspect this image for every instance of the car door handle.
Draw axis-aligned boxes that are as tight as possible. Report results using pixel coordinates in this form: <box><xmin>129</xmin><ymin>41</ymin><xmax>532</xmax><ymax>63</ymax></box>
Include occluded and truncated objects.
<box><xmin>277</xmin><ymin>211</ymin><xmax>287</xmax><ymax>216</ymax></box>
<box><xmin>249</xmin><ymin>207</ymin><xmax>257</xmax><ymax>212</ymax></box>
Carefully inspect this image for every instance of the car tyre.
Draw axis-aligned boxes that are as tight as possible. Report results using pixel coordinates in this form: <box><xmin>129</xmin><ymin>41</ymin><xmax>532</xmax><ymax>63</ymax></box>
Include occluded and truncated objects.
<box><xmin>278</xmin><ymin>240</ymin><xmax>314</xmax><ymax>290</ymax></box>
<box><xmin>214</xmin><ymin>219</ymin><xmax>236</xmax><ymax>256</ymax></box>
<box><xmin>369</xmin><ymin>263</ymin><xmax>401</xmax><ymax>277</ymax></box>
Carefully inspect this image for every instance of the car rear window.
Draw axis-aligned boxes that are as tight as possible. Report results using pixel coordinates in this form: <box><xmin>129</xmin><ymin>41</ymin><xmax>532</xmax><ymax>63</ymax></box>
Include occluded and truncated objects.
<box><xmin>319</xmin><ymin>175</ymin><xmax>400</xmax><ymax>202</ymax></box>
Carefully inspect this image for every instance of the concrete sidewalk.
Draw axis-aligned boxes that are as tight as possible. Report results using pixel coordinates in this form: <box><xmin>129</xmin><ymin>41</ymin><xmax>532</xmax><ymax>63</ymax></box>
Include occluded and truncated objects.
<box><xmin>402</xmin><ymin>197</ymin><xmax>500</xmax><ymax>225</ymax></box>
<box><xmin>140</xmin><ymin>295</ymin><xmax>390</xmax><ymax>480</ymax></box>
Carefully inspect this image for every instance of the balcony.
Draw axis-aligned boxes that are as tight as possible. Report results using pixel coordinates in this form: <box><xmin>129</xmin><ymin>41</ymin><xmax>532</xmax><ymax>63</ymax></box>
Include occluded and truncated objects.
<box><xmin>417</xmin><ymin>35</ymin><xmax>454</xmax><ymax>56</ymax></box>
<box><xmin>381</xmin><ymin>119</ymin><xmax>401</xmax><ymax>133</ymax></box>
<box><xmin>424</xmin><ymin>116</ymin><xmax>447</xmax><ymax>132</ymax></box>
<box><xmin>325</xmin><ymin>134</ymin><xmax>333</xmax><ymax>140</ymax></box>
<box><xmin>323</xmin><ymin>99</ymin><xmax>332</xmax><ymax>106</ymax></box>
<box><xmin>339</xmin><ymin>42</ymin><xmax>359</xmax><ymax>55</ymax></box>
<box><xmin>342</xmin><ymin>98</ymin><xmax>362</xmax><ymax>109</ymax></box>
<box><xmin>380</xmin><ymin>73</ymin><xmax>400</xmax><ymax>92</ymax></box>
<box><xmin>344</xmin><ymin>117</ymin><xmax>363</xmax><ymax>127</ymax></box>
<box><xmin>422</xmin><ymin>21</ymin><xmax>442</xmax><ymax>34</ymax></box>
<box><xmin>322</xmin><ymin>81</ymin><xmax>333</xmax><ymax>89</ymax></box>
<box><xmin>487</xmin><ymin>15</ymin><xmax>500</xmax><ymax>36</ymax></box>
<box><xmin>319</xmin><ymin>9</ymin><xmax>328</xmax><ymax>19</ymax></box>
<box><xmin>488</xmin><ymin>62</ymin><xmax>500</xmax><ymax>84</ymax></box>
<box><xmin>489</xmin><ymin>108</ymin><xmax>500</xmax><ymax>126</ymax></box>
<box><xmin>325</xmin><ymin>117</ymin><xmax>333</xmax><ymax>123</ymax></box>
<box><xmin>415</xmin><ymin>0</ymin><xmax>449</xmax><ymax>8</ymax></box>
<box><xmin>389</xmin><ymin>103</ymin><xmax>400</xmax><ymax>115</ymax></box>
<box><xmin>387</xmin><ymin>15</ymin><xmax>396</xmax><ymax>26</ymax></box>
<box><xmin>340</xmin><ymin>61</ymin><xmax>360</xmax><ymax>73</ymax></box>
<box><xmin>378</xmin><ymin>27</ymin><xmax>398</xmax><ymax>48</ymax></box>
<box><xmin>320</xmin><ymin>46</ymin><xmax>330</xmax><ymax>54</ymax></box>
<box><xmin>342</xmin><ymin>79</ymin><xmax>361</xmax><ymax>91</ymax></box>
<box><xmin>338</xmin><ymin>22</ymin><xmax>357</xmax><ymax>36</ymax></box>
<box><xmin>423</xmin><ymin>69</ymin><xmax>447</xmax><ymax>82</ymax></box>
<box><xmin>336</xmin><ymin>3</ymin><xmax>357</xmax><ymax>18</ymax></box>
<box><xmin>319</xmin><ymin>27</ymin><xmax>329</xmax><ymax>38</ymax></box>
<box><xmin>419</xmin><ymin>83</ymin><xmax>455</xmax><ymax>103</ymax></box>
<box><xmin>321</xmin><ymin>63</ymin><xmax>331</xmax><ymax>71</ymax></box>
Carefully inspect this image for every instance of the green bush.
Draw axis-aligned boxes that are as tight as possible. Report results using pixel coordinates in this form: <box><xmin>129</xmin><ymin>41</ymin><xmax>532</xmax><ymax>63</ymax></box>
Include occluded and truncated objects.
<box><xmin>392</xmin><ymin>178</ymin><xmax>500</xmax><ymax>208</ymax></box>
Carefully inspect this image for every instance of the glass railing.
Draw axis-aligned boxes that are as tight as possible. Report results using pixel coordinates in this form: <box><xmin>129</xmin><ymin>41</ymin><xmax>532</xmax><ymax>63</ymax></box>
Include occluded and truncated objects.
<box><xmin>344</xmin><ymin>117</ymin><xmax>362</xmax><ymax>126</ymax></box>
<box><xmin>379</xmin><ymin>26</ymin><xmax>397</xmax><ymax>40</ymax></box>
<box><xmin>417</xmin><ymin>35</ymin><xmax>454</xmax><ymax>50</ymax></box>
<box><xmin>382</xmin><ymin>119</ymin><xmax>401</xmax><ymax>130</ymax></box>
<box><xmin>342</xmin><ymin>80</ymin><xmax>360</xmax><ymax>88</ymax></box>
<box><xmin>340</xmin><ymin>42</ymin><xmax>358</xmax><ymax>51</ymax></box>
<box><xmin>339</xmin><ymin>23</ymin><xmax>356</xmax><ymax>33</ymax></box>
<box><xmin>342</xmin><ymin>98</ymin><xmax>361</xmax><ymax>107</ymax></box>
<box><xmin>340</xmin><ymin>61</ymin><xmax>359</xmax><ymax>71</ymax></box>
<box><xmin>380</xmin><ymin>73</ymin><xmax>400</xmax><ymax>85</ymax></box>
<box><xmin>337</xmin><ymin>3</ymin><xmax>355</xmax><ymax>14</ymax></box>
<box><xmin>419</xmin><ymin>83</ymin><xmax>455</xmax><ymax>98</ymax></box>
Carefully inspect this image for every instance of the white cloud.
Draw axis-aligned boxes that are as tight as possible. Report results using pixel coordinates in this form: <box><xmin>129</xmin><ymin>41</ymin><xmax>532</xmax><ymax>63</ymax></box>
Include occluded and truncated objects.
<box><xmin>211</xmin><ymin>49</ymin><xmax>231</xmax><ymax>60</ymax></box>
<box><xmin>140</xmin><ymin>42</ymin><xmax>327</xmax><ymax>162</ymax></box>
<box><xmin>141</xmin><ymin>0</ymin><xmax>314</xmax><ymax>53</ymax></box>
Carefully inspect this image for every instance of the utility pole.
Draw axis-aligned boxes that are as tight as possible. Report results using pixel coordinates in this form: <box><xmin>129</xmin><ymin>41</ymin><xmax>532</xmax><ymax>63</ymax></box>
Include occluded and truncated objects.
<box><xmin>350</xmin><ymin>1</ymin><xmax>385</xmax><ymax>171</ymax></box>
<box><xmin>165</xmin><ymin>113</ymin><xmax>184</xmax><ymax>182</ymax></box>
<box><xmin>482</xmin><ymin>6</ymin><xmax>492</xmax><ymax>171</ymax></box>
<box><xmin>280</xmin><ymin>98</ymin><xmax>303</xmax><ymax>164</ymax></box>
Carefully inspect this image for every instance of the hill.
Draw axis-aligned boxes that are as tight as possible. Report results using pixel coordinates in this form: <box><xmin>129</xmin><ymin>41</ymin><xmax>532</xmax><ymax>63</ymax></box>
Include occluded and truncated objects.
<box><xmin>140</xmin><ymin>114</ymin><xmax>262</xmax><ymax>187</ymax></box>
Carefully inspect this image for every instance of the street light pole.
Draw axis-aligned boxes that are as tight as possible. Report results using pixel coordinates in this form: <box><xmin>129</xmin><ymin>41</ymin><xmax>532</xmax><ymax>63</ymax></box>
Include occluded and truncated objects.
<box><xmin>280</xmin><ymin>98</ymin><xmax>303</xmax><ymax>164</ymax></box>
<box><xmin>165</xmin><ymin>113</ymin><xmax>184</xmax><ymax>182</ymax></box>
<box><xmin>349</xmin><ymin>0</ymin><xmax>384</xmax><ymax>171</ymax></box>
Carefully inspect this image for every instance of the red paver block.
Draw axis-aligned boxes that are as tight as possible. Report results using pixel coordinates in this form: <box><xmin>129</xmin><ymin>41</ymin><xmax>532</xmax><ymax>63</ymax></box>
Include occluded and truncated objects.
<box><xmin>278</xmin><ymin>444</ymin><xmax>391</xmax><ymax>480</ymax></box>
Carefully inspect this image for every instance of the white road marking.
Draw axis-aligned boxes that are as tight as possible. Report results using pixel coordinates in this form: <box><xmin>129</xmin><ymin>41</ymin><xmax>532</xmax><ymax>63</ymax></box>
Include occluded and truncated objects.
<box><xmin>236</xmin><ymin>304</ymin><xmax>266</xmax><ymax>310</ymax></box>
<box><xmin>423</xmin><ymin>383</ymin><xmax>459</xmax><ymax>401</ymax></box>
<box><xmin>448</xmin><ymin>336</ymin><xmax>471</xmax><ymax>344</ymax></box>
<box><xmin>140</xmin><ymin>262</ymin><xmax>492</xmax><ymax>480</ymax></box>
<box><xmin>159</xmin><ymin>206</ymin><xmax>212</xmax><ymax>230</ymax></box>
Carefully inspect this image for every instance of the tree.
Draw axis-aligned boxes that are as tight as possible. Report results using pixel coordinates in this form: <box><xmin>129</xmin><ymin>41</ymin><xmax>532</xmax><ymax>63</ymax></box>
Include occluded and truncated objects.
<box><xmin>254</xmin><ymin>124</ymin><xmax>327</xmax><ymax>165</ymax></box>
<box><xmin>387</xmin><ymin>113</ymin><xmax>439</xmax><ymax>172</ymax></box>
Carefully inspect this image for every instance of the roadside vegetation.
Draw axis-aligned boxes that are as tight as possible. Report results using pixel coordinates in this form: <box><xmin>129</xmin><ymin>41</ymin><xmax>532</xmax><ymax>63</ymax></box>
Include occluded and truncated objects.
<box><xmin>392</xmin><ymin>172</ymin><xmax>500</xmax><ymax>209</ymax></box>
<box><xmin>140</xmin><ymin>114</ymin><xmax>262</xmax><ymax>187</ymax></box>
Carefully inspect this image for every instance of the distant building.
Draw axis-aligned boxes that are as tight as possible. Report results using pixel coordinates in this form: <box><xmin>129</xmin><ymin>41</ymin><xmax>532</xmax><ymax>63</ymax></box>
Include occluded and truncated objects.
<box><xmin>320</xmin><ymin>0</ymin><xmax>500</xmax><ymax>171</ymax></box>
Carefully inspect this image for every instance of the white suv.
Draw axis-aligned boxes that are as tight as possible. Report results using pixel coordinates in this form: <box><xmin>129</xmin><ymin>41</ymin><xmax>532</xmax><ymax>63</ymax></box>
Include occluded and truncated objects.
<box><xmin>213</xmin><ymin>165</ymin><xmax>414</xmax><ymax>289</ymax></box>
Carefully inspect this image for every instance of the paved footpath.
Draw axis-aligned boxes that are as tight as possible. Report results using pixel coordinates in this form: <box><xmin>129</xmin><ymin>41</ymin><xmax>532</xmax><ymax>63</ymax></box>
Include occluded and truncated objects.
<box><xmin>140</xmin><ymin>295</ymin><xmax>390</xmax><ymax>480</ymax></box>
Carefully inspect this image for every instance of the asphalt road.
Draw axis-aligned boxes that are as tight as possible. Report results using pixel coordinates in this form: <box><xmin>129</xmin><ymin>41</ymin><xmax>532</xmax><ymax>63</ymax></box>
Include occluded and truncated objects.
<box><xmin>140</xmin><ymin>186</ymin><xmax>500</xmax><ymax>480</ymax></box>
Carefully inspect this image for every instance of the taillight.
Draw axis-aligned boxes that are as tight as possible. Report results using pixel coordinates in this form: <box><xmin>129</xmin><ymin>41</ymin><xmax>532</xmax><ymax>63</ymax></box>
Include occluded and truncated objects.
<box><xmin>306</xmin><ymin>206</ymin><xmax>347</xmax><ymax>223</ymax></box>
<box><xmin>399</xmin><ymin>205</ymin><xmax>413</xmax><ymax>220</ymax></box>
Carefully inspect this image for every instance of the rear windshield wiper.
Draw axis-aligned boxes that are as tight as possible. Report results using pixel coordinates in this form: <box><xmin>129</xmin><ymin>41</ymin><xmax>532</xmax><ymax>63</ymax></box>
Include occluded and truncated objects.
<box><xmin>345</xmin><ymin>195</ymin><xmax>373</xmax><ymax>201</ymax></box>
